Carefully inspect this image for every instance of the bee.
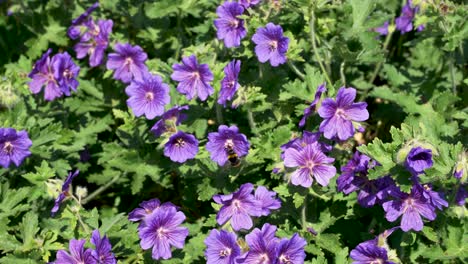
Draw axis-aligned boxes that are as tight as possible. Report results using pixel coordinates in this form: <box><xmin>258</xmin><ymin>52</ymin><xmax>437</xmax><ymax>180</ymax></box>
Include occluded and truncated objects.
<box><xmin>225</xmin><ymin>141</ymin><xmax>241</xmax><ymax>167</ymax></box>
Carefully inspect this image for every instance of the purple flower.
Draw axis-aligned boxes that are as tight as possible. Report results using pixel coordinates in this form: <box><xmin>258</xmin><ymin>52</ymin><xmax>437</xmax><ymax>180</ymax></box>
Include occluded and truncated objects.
<box><xmin>252</xmin><ymin>23</ymin><xmax>289</xmax><ymax>67</ymax></box>
<box><xmin>171</xmin><ymin>55</ymin><xmax>214</xmax><ymax>101</ymax></box>
<box><xmin>150</xmin><ymin>105</ymin><xmax>189</xmax><ymax>138</ymax></box>
<box><xmin>254</xmin><ymin>186</ymin><xmax>281</xmax><ymax>216</ymax></box>
<box><xmin>318</xmin><ymin>87</ymin><xmax>369</xmax><ymax>141</ymax></box>
<box><xmin>337</xmin><ymin>151</ymin><xmax>373</xmax><ymax>195</ymax></box>
<box><xmin>125</xmin><ymin>73</ymin><xmax>170</xmax><ymax>120</ymax></box>
<box><xmin>299</xmin><ymin>83</ymin><xmax>326</xmax><ymax>127</ymax></box>
<box><xmin>138</xmin><ymin>206</ymin><xmax>189</xmax><ymax>260</ymax></box>
<box><xmin>382</xmin><ymin>185</ymin><xmax>436</xmax><ymax>232</ymax></box>
<box><xmin>213</xmin><ymin>183</ymin><xmax>260</xmax><ymax>231</ymax></box>
<box><xmin>218</xmin><ymin>60</ymin><xmax>241</xmax><ymax>107</ymax></box>
<box><xmin>357</xmin><ymin>176</ymin><xmax>396</xmax><ymax>208</ymax></box>
<box><xmin>417</xmin><ymin>24</ymin><xmax>425</xmax><ymax>31</ymax></box>
<box><xmin>240</xmin><ymin>224</ymin><xmax>279</xmax><ymax>263</ymax></box>
<box><xmin>206</xmin><ymin>125</ymin><xmax>250</xmax><ymax>166</ymax></box>
<box><xmin>51</xmin><ymin>170</ymin><xmax>80</xmax><ymax>216</ymax></box>
<box><xmin>0</xmin><ymin>128</ymin><xmax>32</xmax><ymax>168</ymax></box>
<box><xmin>283</xmin><ymin>144</ymin><xmax>336</xmax><ymax>187</ymax></box>
<box><xmin>163</xmin><ymin>131</ymin><xmax>199</xmax><ymax>163</ymax></box>
<box><xmin>28</xmin><ymin>49</ymin><xmax>63</xmax><ymax>101</ymax></box>
<box><xmin>53</xmin><ymin>52</ymin><xmax>80</xmax><ymax>96</ymax></box>
<box><xmin>68</xmin><ymin>2</ymin><xmax>99</xmax><ymax>39</ymax></box>
<box><xmin>454</xmin><ymin>168</ymin><xmax>463</xmax><ymax>180</ymax></box>
<box><xmin>419</xmin><ymin>184</ymin><xmax>448</xmax><ymax>211</ymax></box>
<box><xmin>373</xmin><ymin>21</ymin><xmax>389</xmax><ymax>36</ymax></box>
<box><xmin>239</xmin><ymin>0</ymin><xmax>261</xmax><ymax>8</ymax></box>
<box><xmin>74</xmin><ymin>19</ymin><xmax>113</xmax><ymax>67</ymax></box>
<box><xmin>276</xmin><ymin>234</ymin><xmax>306</xmax><ymax>264</ymax></box>
<box><xmin>395</xmin><ymin>0</ymin><xmax>417</xmax><ymax>34</ymax></box>
<box><xmin>455</xmin><ymin>185</ymin><xmax>467</xmax><ymax>206</ymax></box>
<box><xmin>204</xmin><ymin>229</ymin><xmax>241</xmax><ymax>264</ymax></box>
<box><xmin>54</xmin><ymin>239</ymin><xmax>95</xmax><ymax>264</ymax></box>
<box><xmin>405</xmin><ymin>147</ymin><xmax>433</xmax><ymax>175</ymax></box>
<box><xmin>350</xmin><ymin>243</ymin><xmax>394</xmax><ymax>264</ymax></box>
<box><xmin>280</xmin><ymin>131</ymin><xmax>331</xmax><ymax>160</ymax></box>
<box><xmin>214</xmin><ymin>2</ymin><xmax>247</xmax><ymax>48</ymax></box>
<box><xmin>90</xmin><ymin>230</ymin><xmax>116</xmax><ymax>264</ymax></box>
<box><xmin>128</xmin><ymin>198</ymin><xmax>176</xmax><ymax>223</ymax></box>
<box><xmin>106</xmin><ymin>43</ymin><xmax>148</xmax><ymax>83</ymax></box>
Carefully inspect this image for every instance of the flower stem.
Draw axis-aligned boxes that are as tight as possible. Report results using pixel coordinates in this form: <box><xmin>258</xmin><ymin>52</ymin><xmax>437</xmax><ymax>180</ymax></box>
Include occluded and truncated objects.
<box><xmin>340</xmin><ymin>61</ymin><xmax>346</xmax><ymax>86</ymax></box>
<box><xmin>215</xmin><ymin>102</ymin><xmax>224</xmax><ymax>125</ymax></box>
<box><xmin>246</xmin><ymin>106</ymin><xmax>258</xmax><ymax>135</ymax></box>
<box><xmin>309</xmin><ymin>10</ymin><xmax>333</xmax><ymax>91</ymax></box>
<box><xmin>82</xmin><ymin>175</ymin><xmax>120</xmax><ymax>205</ymax></box>
<box><xmin>301</xmin><ymin>193</ymin><xmax>308</xmax><ymax>230</ymax></box>
<box><xmin>287</xmin><ymin>61</ymin><xmax>305</xmax><ymax>81</ymax></box>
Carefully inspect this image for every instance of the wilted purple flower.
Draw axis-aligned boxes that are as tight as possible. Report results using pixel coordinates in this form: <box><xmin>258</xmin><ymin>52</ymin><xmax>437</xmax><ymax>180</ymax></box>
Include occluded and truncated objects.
<box><xmin>350</xmin><ymin>243</ymin><xmax>394</xmax><ymax>264</ymax></box>
<box><xmin>204</xmin><ymin>229</ymin><xmax>241</xmax><ymax>264</ymax></box>
<box><xmin>239</xmin><ymin>0</ymin><xmax>261</xmax><ymax>8</ymax></box>
<box><xmin>0</xmin><ymin>128</ymin><xmax>32</xmax><ymax>168</ymax></box>
<box><xmin>252</xmin><ymin>23</ymin><xmax>289</xmax><ymax>67</ymax></box>
<box><xmin>382</xmin><ymin>185</ymin><xmax>436</xmax><ymax>232</ymax></box>
<box><xmin>150</xmin><ymin>105</ymin><xmax>189</xmax><ymax>138</ymax></box>
<box><xmin>54</xmin><ymin>239</ymin><xmax>95</xmax><ymax>264</ymax></box>
<box><xmin>171</xmin><ymin>55</ymin><xmax>214</xmax><ymax>101</ymax></box>
<box><xmin>318</xmin><ymin>87</ymin><xmax>369</xmax><ymax>141</ymax></box>
<box><xmin>128</xmin><ymin>198</ymin><xmax>176</xmax><ymax>223</ymax></box>
<box><xmin>405</xmin><ymin>147</ymin><xmax>433</xmax><ymax>175</ymax></box>
<box><xmin>373</xmin><ymin>21</ymin><xmax>389</xmax><ymax>36</ymax></box>
<box><xmin>213</xmin><ymin>183</ymin><xmax>260</xmax><ymax>231</ymax></box>
<box><xmin>395</xmin><ymin>0</ymin><xmax>417</xmax><ymax>34</ymax></box>
<box><xmin>218</xmin><ymin>60</ymin><xmax>241</xmax><ymax>106</ymax></box>
<box><xmin>125</xmin><ymin>73</ymin><xmax>170</xmax><ymax>120</ymax></box>
<box><xmin>74</xmin><ymin>19</ymin><xmax>113</xmax><ymax>67</ymax></box>
<box><xmin>299</xmin><ymin>83</ymin><xmax>326</xmax><ymax>127</ymax></box>
<box><xmin>90</xmin><ymin>230</ymin><xmax>116</xmax><ymax>264</ymax></box>
<box><xmin>28</xmin><ymin>49</ymin><xmax>63</xmax><ymax>101</ymax></box>
<box><xmin>454</xmin><ymin>168</ymin><xmax>463</xmax><ymax>180</ymax></box>
<box><xmin>276</xmin><ymin>234</ymin><xmax>306</xmax><ymax>264</ymax></box>
<box><xmin>455</xmin><ymin>185</ymin><xmax>467</xmax><ymax>206</ymax></box>
<box><xmin>240</xmin><ymin>224</ymin><xmax>279</xmax><ymax>263</ymax></box>
<box><xmin>283</xmin><ymin>144</ymin><xmax>336</xmax><ymax>187</ymax></box>
<box><xmin>206</xmin><ymin>125</ymin><xmax>250</xmax><ymax>166</ymax></box>
<box><xmin>51</xmin><ymin>170</ymin><xmax>80</xmax><ymax>216</ymax></box>
<box><xmin>214</xmin><ymin>2</ymin><xmax>246</xmax><ymax>48</ymax></box>
<box><xmin>106</xmin><ymin>43</ymin><xmax>148</xmax><ymax>83</ymax></box>
<box><xmin>53</xmin><ymin>52</ymin><xmax>80</xmax><ymax>96</ymax></box>
<box><xmin>163</xmin><ymin>131</ymin><xmax>199</xmax><ymax>163</ymax></box>
<box><xmin>254</xmin><ymin>186</ymin><xmax>281</xmax><ymax>216</ymax></box>
<box><xmin>419</xmin><ymin>184</ymin><xmax>448</xmax><ymax>211</ymax></box>
<box><xmin>68</xmin><ymin>2</ymin><xmax>99</xmax><ymax>39</ymax></box>
<box><xmin>138</xmin><ymin>206</ymin><xmax>189</xmax><ymax>260</ymax></box>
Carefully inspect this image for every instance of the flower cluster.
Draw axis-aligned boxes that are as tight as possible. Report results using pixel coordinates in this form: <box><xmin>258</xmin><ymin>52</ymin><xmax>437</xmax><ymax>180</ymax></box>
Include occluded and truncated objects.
<box><xmin>205</xmin><ymin>223</ymin><xmax>306</xmax><ymax>264</ymax></box>
<box><xmin>128</xmin><ymin>198</ymin><xmax>189</xmax><ymax>260</ymax></box>
<box><xmin>0</xmin><ymin>127</ymin><xmax>32</xmax><ymax>168</ymax></box>
<box><xmin>373</xmin><ymin>0</ymin><xmax>425</xmax><ymax>37</ymax></box>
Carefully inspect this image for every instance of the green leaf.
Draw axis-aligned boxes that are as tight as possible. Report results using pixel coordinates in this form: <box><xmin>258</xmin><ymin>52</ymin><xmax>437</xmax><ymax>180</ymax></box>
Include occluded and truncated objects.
<box><xmin>19</xmin><ymin>212</ymin><xmax>39</xmax><ymax>251</ymax></box>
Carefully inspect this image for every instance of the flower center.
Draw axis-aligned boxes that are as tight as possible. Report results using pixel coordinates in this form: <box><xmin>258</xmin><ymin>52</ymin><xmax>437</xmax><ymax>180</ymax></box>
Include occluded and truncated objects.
<box><xmin>145</xmin><ymin>92</ymin><xmax>154</xmax><ymax>101</ymax></box>
<box><xmin>191</xmin><ymin>71</ymin><xmax>200</xmax><ymax>79</ymax></box>
<box><xmin>269</xmin><ymin>40</ymin><xmax>278</xmax><ymax>51</ymax></box>
<box><xmin>305</xmin><ymin>160</ymin><xmax>315</xmax><ymax>170</ymax></box>
<box><xmin>3</xmin><ymin>141</ymin><xmax>13</xmax><ymax>154</ymax></box>
<box><xmin>175</xmin><ymin>138</ymin><xmax>186</xmax><ymax>147</ymax></box>
<box><xmin>63</xmin><ymin>69</ymin><xmax>73</xmax><ymax>79</ymax></box>
<box><xmin>124</xmin><ymin>57</ymin><xmax>133</xmax><ymax>66</ymax></box>
<box><xmin>219</xmin><ymin>247</ymin><xmax>232</xmax><ymax>257</ymax></box>
<box><xmin>279</xmin><ymin>255</ymin><xmax>292</xmax><ymax>264</ymax></box>
<box><xmin>228</xmin><ymin>81</ymin><xmax>235</xmax><ymax>89</ymax></box>
<box><xmin>403</xmin><ymin>198</ymin><xmax>415</xmax><ymax>213</ymax></box>
<box><xmin>229</xmin><ymin>19</ymin><xmax>239</xmax><ymax>28</ymax></box>
<box><xmin>259</xmin><ymin>253</ymin><xmax>269</xmax><ymax>263</ymax></box>
<box><xmin>232</xmin><ymin>199</ymin><xmax>241</xmax><ymax>209</ymax></box>
<box><xmin>370</xmin><ymin>259</ymin><xmax>384</xmax><ymax>264</ymax></box>
<box><xmin>335</xmin><ymin>108</ymin><xmax>347</xmax><ymax>119</ymax></box>
<box><xmin>156</xmin><ymin>227</ymin><xmax>166</xmax><ymax>238</ymax></box>
<box><xmin>91</xmin><ymin>24</ymin><xmax>100</xmax><ymax>36</ymax></box>
<box><xmin>224</xmin><ymin>139</ymin><xmax>234</xmax><ymax>149</ymax></box>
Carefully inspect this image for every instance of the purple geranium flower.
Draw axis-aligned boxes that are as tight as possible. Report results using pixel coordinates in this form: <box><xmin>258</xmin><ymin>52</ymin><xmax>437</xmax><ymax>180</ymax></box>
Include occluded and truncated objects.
<box><xmin>213</xmin><ymin>183</ymin><xmax>260</xmax><ymax>231</ymax></box>
<box><xmin>0</xmin><ymin>128</ymin><xmax>32</xmax><ymax>168</ymax></box>
<box><xmin>150</xmin><ymin>105</ymin><xmax>189</xmax><ymax>138</ymax></box>
<box><xmin>318</xmin><ymin>87</ymin><xmax>369</xmax><ymax>141</ymax></box>
<box><xmin>373</xmin><ymin>21</ymin><xmax>389</xmax><ymax>36</ymax></box>
<box><xmin>419</xmin><ymin>184</ymin><xmax>448</xmax><ymax>211</ymax></box>
<box><xmin>171</xmin><ymin>55</ymin><xmax>214</xmax><ymax>101</ymax></box>
<box><xmin>53</xmin><ymin>52</ymin><xmax>80</xmax><ymax>96</ymax></box>
<box><xmin>252</xmin><ymin>23</ymin><xmax>289</xmax><ymax>67</ymax></box>
<box><xmin>337</xmin><ymin>151</ymin><xmax>373</xmax><ymax>195</ymax></box>
<box><xmin>68</xmin><ymin>2</ymin><xmax>99</xmax><ymax>39</ymax></box>
<box><xmin>357</xmin><ymin>176</ymin><xmax>396</xmax><ymax>208</ymax></box>
<box><xmin>218</xmin><ymin>60</ymin><xmax>241</xmax><ymax>107</ymax></box>
<box><xmin>214</xmin><ymin>2</ymin><xmax>246</xmax><ymax>48</ymax></box>
<box><xmin>382</xmin><ymin>185</ymin><xmax>436</xmax><ymax>232</ymax></box>
<box><xmin>280</xmin><ymin>131</ymin><xmax>332</xmax><ymax>161</ymax></box>
<box><xmin>106</xmin><ymin>43</ymin><xmax>148</xmax><ymax>83</ymax></box>
<box><xmin>74</xmin><ymin>19</ymin><xmax>113</xmax><ymax>67</ymax></box>
<box><xmin>28</xmin><ymin>49</ymin><xmax>63</xmax><ymax>101</ymax></box>
<box><xmin>206</xmin><ymin>125</ymin><xmax>250</xmax><ymax>166</ymax></box>
<box><xmin>125</xmin><ymin>73</ymin><xmax>170</xmax><ymax>120</ymax></box>
<box><xmin>254</xmin><ymin>186</ymin><xmax>281</xmax><ymax>216</ymax></box>
<box><xmin>241</xmin><ymin>224</ymin><xmax>279</xmax><ymax>263</ymax></box>
<box><xmin>299</xmin><ymin>83</ymin><xmax>326</xmax><ymax>127</ymax></box>
<box><xmin>283</xmin><ymin>144</ymin><xmax>336</xmax><ymax>187</ymax></box>
<box><xmin>163</xmin><ymin>131</ymin><xmax>199</xmax><ymax>163</ymax></box>
<box><xmin>405</xmin><ymin>147</ymin><xmax>433</xmax><ymax>175</ymax></box>
<box><xmin>204</xmin><ymin>229</ymin><xmax>241</xmax><ymax>264</ymax></box>
<box><xmin>54</xmin><ymin>239</ymin><xmax>95</xmax><ymax>264</ymax></box>
<box><xmin>276</xmin><ymin>234</ymin><xmax>306</xmax><ymax>264</ymax></box>
<box><xmin>395</xmin><ymin>0</ymin><xmax>417</xmax><ymax>34</ymax></box>
<box><xmin>51</xmin><ymin>170</ymin><xmax>80</xmax><ymax>216</ymax></box>
<box><xmin>128</xmin><ymin>198</ymin><xmax>176</xmax><ymax>223</ymax></box>
<box><xmin>350</xmin><ymin>243</ymin><xmax>394</xmax><ymax>264</ymax></box>
<box><xmin>139</xmin><ymin>206</ymin><xmax>189</xmax><ymax>260</ymax></box>
<box><xmin>90</xmin><ymin>230</ymin><xmax>116</xmax><ymax>264</ymax></box>
<box><xmin>239</xmin><ymin>0</ymin><xmax>261</xmax><ymax>8</ymax></box>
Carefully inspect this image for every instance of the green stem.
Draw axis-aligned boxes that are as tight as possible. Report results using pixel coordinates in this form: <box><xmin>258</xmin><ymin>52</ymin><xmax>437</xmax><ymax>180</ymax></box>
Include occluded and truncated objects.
<box><xmin>82</xmin><ymin>175</ymin><xmax>120</xmax><ymax>205</ymax></box>
<box><xmin>70</xmin><ymin>195</ymin><xmax>90</xmax><ymax>233</ymax></box>
<box><xmin>310</xmin><ymin>10</ymin><xmax>333</xmax><ymax>90</ymax></box>
<box><xmin>246</xmin><ymin>106</ymin><xmax>258</xmax><ymax>134</ymax></box>
<box><xmin>449</xmin><ymin>55</ymin><xmax>457</xmax><ymax>96</ymax></box>
<box><xmin>309</xmin><ymin>187</ymin><xmax>331</xmax><ymax>201</ymax></box>
<box><xmin>287</xmin><ymin>61</ymin><xmax>305</xmax><ymax>81</ymax></box>
<box><xmin>301</xmin><ymin>193</ymin><xmax>308</xmax><ymax>230</ymax></box>
<box><xmin>340</xmin><ymin>61</ymin><xmax>346</xmax><ymax>86</ymax></box>
<box><xmin>368</xmin><ymin>30</ymin><xmax>393</xmax><ymax>85</ymax></box>
<box><xmin>215</xmin><ymin>102</ymin><xmax>224</xmax><ymax>125</ymax></box>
